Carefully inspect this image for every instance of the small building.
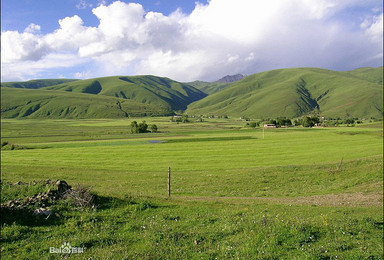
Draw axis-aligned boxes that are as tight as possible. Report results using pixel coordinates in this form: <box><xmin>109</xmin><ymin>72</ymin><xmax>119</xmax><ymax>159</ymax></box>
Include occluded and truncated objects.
<box><xmin>263</xmin><ymin>124</ymin><xmax>276</xmax><ymax>128</ymax></box>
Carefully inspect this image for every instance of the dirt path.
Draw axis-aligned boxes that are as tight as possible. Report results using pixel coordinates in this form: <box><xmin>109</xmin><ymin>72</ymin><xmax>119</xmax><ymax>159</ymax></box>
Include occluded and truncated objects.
<box><xmin>174</xmin><ymin>191</ymin><xmax>383</xmax><ymax>207</ymax></box>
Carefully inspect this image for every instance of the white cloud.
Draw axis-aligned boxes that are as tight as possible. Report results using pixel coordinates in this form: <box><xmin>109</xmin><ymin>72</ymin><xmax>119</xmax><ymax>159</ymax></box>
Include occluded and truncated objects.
<box><xmin>1</xmin><ymin>53</ymin><xmax>90</xmax><ymax>81</ymax></box>
<box><xmin>245</xmin><ymin>52</ymin><xmax>255</xmax><ymax>61</ymax></box>
<box><xmin>364</xmin><ymin>13</ymin><xmax>384</xmax><ymax>42</ymax></box>
<box><xmin>76</xmin><ymin>0</ymin><xmax>93</xmax><ymax>9</ymax></box>
<box><xmin>1</xmin><ymin>30</ymin><xmax>46</xmax><ymax>63</ymax></box>
<box><xmin>1</xmin><ymin>0</ymin><xmax>383</xmax><ymax>82</ymax></box>
<box><xmin>227</xmin><ymin>54</ymin><xmax>239</xmax><ymax>63</ymax></box>
<box><xmin>24</xmin><ymin>23</ymin><xmax>41</xmax><ymax>34</ymax></box>
<box><xmin>98</xmin><ymin>0</ymin><xmax>107</xmax><ymax>6</ymax></box>
<box><xmin>74</xmin><ymin>70</ymin><xmax>92</xmax><ymax>79</ymax></box>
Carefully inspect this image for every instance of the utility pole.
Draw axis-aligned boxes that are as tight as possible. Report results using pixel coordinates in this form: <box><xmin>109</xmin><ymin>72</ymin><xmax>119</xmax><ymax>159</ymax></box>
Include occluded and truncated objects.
<box><xmin>168</xmin><ymin>166</ymin><xmax>171</xmax><ymax>197</ymax></box>
<box><xmin>262</xmin><ymin>126</ymin><xmax>264</xmax><ymax>139</ymax></box>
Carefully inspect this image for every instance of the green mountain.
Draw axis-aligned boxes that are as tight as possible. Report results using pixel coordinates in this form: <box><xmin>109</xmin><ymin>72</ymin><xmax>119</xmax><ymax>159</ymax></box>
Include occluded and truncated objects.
<box><xmin>45</xmin><ymin>75</ymin><xmax>206</xmax><ymax>111</ymax></box>
<box><xmin>2</xmin><ymin>68</ymin><xmax>382</xmax><ymax>119</ymax></box>
<box><xmin>1</xmin><ymin>79</ymin><xmax>79</xmax><ymax>89</ymax></box>
<box><xmin>1</xmin><ymin>75</ymin><xmax>206</xmax><ymax>119</ymax></box>
<box><xmin>1</xmin><ymin>87</ymin><xmax>168</xmax><ymax>119</ymax></box>
<box><xmin>186</xmin><ymin>67</ymin><xmax>383</xmax><ymax>119</ymax></box>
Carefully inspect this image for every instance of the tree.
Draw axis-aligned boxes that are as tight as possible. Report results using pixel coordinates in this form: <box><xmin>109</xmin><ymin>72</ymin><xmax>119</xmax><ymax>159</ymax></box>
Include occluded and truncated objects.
<box><xmin>276</xmin><ymin>117</ymin><xmax>292</xmax><ymax>127</ymax></box>
<box><xmin>130</xmin><ymin>121</ymin><xmax>139</xmax><ymax>133</ymax></box>
<box><xmin>138</xmin><ymin>121</ymin><xmax>148</xmax><ymax>133</ymax></box>
<box><xmin>151</xmin><ymin>124</ymin><xmax>158</xmax><ymax>133</ymax></box>
<box><xmin>249</xmin><ymin>121</ymin><xmax>259</xmax><ymax>128</ymax></box>
<box><xmin>182</xmin><ymin>115</ymin><xmax>189</xmax><ymax>123</ymax></box>
<box><xmin>294</xmin><ymin>119</ymin><xmax>302</xmax><ymax>126</ymax></box>
<box><xmin>344</xmin><ymin>118</ymin><xmax>355</xmax><ymax>124</ymax></box>
<box><xmin>302</xmin><ymin>116</ymin><xmax>319</xmax><ymax>127</ymax></box>
<box><xmin>131</xmin><ymin>120</ymin><xmax>148</xmax><ymax>133</ymax></box>
<box><xmin>268</xmin><ymin>119</ymin><xmax>277</xmax><ymax>125</ymax></box>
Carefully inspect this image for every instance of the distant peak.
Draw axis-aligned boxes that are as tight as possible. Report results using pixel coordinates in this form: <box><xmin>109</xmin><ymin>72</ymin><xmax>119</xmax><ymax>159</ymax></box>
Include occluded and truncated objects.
<box><xmin>215</xmin><ymin>74</ymin><xmax>245</xmax><ymax>83</ymax></box>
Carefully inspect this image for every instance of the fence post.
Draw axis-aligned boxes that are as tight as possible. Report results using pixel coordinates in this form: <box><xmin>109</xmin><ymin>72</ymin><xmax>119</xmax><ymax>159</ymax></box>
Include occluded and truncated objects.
<box><xmin>337</xmin><ymin>157</ymin><xmax>343</xmax><ymax>171</ymax></box>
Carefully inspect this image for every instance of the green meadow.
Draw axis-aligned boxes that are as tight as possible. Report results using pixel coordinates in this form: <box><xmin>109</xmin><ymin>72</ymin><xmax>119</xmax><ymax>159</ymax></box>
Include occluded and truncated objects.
<box><xmin>1</xmin><ymin>118</ymin><xmax>383</xmax><ymax>259</ymax></box>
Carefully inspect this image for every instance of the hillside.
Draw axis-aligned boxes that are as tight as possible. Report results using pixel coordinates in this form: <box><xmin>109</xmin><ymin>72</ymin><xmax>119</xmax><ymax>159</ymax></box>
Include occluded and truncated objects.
<box><xmin>187</xmin><ymin>81</ymin><xmax>231</xmax><ymax>95</ymax></box>
<box><xmin>45</xmin><ymin>75</ymin><xmax>206</xmax><ymax>111</ymax></box>
<box><xmin>215</xmin><ymin>74</ymin><xmax>245</xmax><ymax>83</ymax></box>
<box><xmin>345</xmin><ymin>66</ymin><xmax>383</xmax><ymax>84</ymax></box>
<box><xmin>187</xmin><ymin>74</ymin><xmax>244</xmax><ymax>95</ymax></box>
<box><xmin>0</xmin><ymin>79</ymin><xmax>79</xmax><ymax>89</ymax></box>
<box><xmin>186</xmin><ymin>67</ymin><xmax>383</xmax><ymax>119</ymax></box>
<box><xmin>1</xmin><ymin>75</ymin><xmax>207</xmax><ymax>119</ymax></box>
<box><xmin>2</xmin><ymin>67</ymin><xmax>382</xmax><ymax>119</ymax></box>
<box><xmin>1</xmin><ymin>87</ymin><xmax>168</xmax><ymax>119</ymax></box>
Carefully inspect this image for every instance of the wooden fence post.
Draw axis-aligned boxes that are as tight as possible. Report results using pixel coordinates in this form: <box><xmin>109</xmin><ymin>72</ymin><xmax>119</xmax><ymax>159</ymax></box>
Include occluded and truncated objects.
<box><xmin>337</xmin><ymin>157</ymin><xmax>343</xmax><ymax>171</ymax></box>
<box><xmin>168</xmin><ymin>166</ymin><xmax>171</xmax><ymax>197</ymax></box>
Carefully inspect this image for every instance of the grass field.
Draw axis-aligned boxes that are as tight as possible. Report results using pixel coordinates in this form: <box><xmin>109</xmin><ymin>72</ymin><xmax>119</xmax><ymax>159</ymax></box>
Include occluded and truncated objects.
<box><xmin>1</xmin><ymin>118</ymin><xmax>383</xmax><ymax>259</ymax></box>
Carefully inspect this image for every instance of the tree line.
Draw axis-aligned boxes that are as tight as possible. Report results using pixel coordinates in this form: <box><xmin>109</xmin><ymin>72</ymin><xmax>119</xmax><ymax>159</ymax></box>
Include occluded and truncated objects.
<box><xmin>246</xmin><ymin>116</ymin><xmax>363</xmax><ymax>128</ymax></box>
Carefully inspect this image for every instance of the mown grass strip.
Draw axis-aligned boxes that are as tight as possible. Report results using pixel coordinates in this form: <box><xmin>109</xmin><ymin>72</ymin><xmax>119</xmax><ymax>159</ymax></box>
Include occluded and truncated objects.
<box><xmin>165</xmin><ymin>136</ymin><xmax>254</xmax><ymax>143</ymax></box>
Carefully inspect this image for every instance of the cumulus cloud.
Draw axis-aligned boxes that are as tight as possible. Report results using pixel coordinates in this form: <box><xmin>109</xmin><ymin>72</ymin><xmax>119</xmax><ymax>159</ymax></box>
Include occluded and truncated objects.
<box><xmin>1</xmin><ymin>0</ymin><xmax>383</xmax><ymax>82</ymax></box>
<box><xmin>1</xmin><ymin>29</ymin><xmax>46</xmax><ymax>63</ymax></box>
<box><xmin>24</xmin><ymin>23</ymin><xmax>41</xmax><ymax>34</ymax></box>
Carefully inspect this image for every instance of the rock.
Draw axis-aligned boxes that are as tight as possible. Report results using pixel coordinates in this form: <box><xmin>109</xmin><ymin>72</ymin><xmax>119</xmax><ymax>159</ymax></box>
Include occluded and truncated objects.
<box><xmin>215</xmin><ymin>74</ymin><xmax>245</xmax><ymax>83</ymax></box>
<box><xmin>33</xmin><ymin>207</ymin><xmax>53</xmax><ymax>217</ymax></box>
<box><xmin>56</xmin><ymin>180</ymin><xmax>71</xmax><ymax>196</ymax></box>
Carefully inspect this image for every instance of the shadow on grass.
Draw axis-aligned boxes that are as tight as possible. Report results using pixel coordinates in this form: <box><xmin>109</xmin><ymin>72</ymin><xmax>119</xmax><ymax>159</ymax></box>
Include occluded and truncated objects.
<box><xmin>0</xmin><ymin>207</ymin><xmax>63</xmax><ymax>227</ymax></box>
<box><xmin>93</xmin><ymin>194</ymin><xmax>132</xmax><ymax>210</ymax></box>
<box><xmin>93</xmin><ymin>194</ymin><xmax>161</xmax><ymax>211</ymax></box>
<box><xmin>1</xmin><ymin>193</ymin><xmax>165</xmax><ymax>228</ymax></box>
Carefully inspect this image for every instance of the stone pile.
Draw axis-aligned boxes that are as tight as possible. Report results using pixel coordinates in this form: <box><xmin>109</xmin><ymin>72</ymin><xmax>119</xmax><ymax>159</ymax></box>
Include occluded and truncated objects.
<box><xmin>1</xmin><ymin>180</ymin><xmax>72</xmax><ymax>217</ymax></box>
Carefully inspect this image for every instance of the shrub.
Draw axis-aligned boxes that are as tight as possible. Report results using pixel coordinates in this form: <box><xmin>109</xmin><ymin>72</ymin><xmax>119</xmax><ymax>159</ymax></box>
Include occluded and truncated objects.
<box><xmin>63</xmin><ymin>184</ymin><xmax>94</xmax><ymax>209</ymax></box>
<box><xmin>249</xmin><ymin>122</ymin><xmax>259</xmax><ymax>128</ymax></box>
<box><xmin>151</xmin><ymin>124</ymin><xmax>158</xmax><ymax>133</ymax></box>
<box><xmin>131</xmin><ymin>121</ymin><xmax>149</xmax><ymax>133</ymax></box>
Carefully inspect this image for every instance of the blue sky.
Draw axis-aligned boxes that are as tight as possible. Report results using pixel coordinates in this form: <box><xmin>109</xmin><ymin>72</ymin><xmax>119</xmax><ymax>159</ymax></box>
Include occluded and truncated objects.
<box><xmin>1</xmin><ymin>0</ymin><xmax>382</xmax><ymax>82</ymax></box>
<box><xmin>1</xmin><ymin>0</ymin><xmax>204</xmax><ymax>33</ymax></box>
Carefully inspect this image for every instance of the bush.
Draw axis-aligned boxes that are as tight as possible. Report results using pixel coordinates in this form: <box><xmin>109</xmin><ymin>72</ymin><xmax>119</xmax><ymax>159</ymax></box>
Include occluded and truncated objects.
<box><xmin>171</xmin><ymin>115</ymin><xmax>190</xmax><ymax>123</ymax></box>
<box><xmin>344</xmin><ymin>118</ymin><xmax>355</xmax><ymax>124</ymax></box>
<box><xmin>131</xmin><ymin>121</ymin><xmax>149</xmax><ymax>133</ymax></box>
<box><xmin>63</xmin><ymin>184</ymin><xmax>94</xmax><ymax>209</ymax></box>
<box><xmin>302</xmin><ymin>116</ymin><xmax>320</xmax><ymax>127</ymax></box>
<box><xmin>151</xmin><ymin>124</ymin><xmax>158</xmax><ymax>133</ymax></box>
<box><xmin>249</xmin><ymin>122</ymin><xmax>259</xmax><ymax>128</ymax></box>
<box><xmin>276</xmin><ymin>117</ymin><xmax>292</xmax><ymax>126</ymax></box>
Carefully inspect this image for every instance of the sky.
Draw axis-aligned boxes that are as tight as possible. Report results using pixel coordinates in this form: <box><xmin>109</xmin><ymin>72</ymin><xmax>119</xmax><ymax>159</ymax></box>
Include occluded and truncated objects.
<box><xmin>1</xmin><ymin>0</ymin><xmax>383</xmax><ymax>82</ymax></box>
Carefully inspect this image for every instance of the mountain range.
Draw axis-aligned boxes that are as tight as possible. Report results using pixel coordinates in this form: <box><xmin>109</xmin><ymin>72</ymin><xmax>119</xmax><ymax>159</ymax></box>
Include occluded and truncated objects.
<box><xmin>1</xmin><ymin>67</ymin><xmax>382</xmax><ymax>119</ymax></box>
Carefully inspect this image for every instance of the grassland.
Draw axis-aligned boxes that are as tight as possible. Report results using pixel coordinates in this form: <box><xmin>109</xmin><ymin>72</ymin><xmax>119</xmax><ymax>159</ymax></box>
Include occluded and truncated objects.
<box><xmin>1</xmin><ymin>118</ymin><xmax>383</xmax><ymax>259</ymax></box>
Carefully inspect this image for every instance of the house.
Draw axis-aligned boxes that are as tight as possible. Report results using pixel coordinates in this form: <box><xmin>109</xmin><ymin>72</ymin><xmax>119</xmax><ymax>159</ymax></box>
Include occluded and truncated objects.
<box><xmin>263</xmin><ymin>124</ymin><xmax>276</xmax><ymax>128</ymax></box>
